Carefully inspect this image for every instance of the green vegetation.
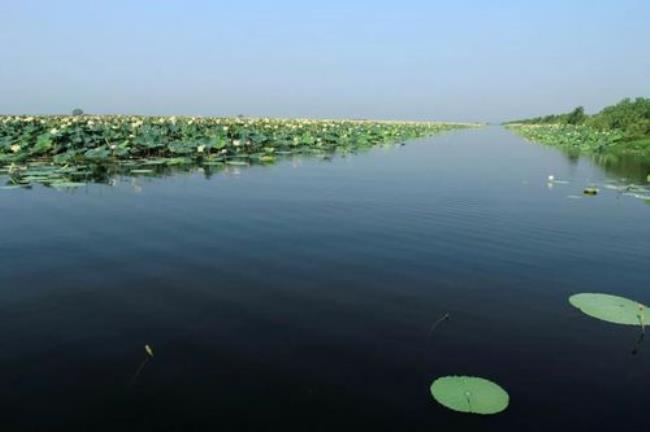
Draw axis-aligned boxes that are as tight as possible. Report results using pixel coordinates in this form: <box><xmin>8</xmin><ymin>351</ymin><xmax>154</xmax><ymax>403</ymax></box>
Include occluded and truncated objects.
<box><xmin>430</xmin><ymin>376</ymin><xmax>509</xmax><ymax>415</ymax></box>
<box><xmin>506</xmin><ymin>97</ymin><xmax>650</xmax><ymax>157</ymax></box>
<box><xmin>0</xmin><ymin>116</ymin><xmax>475</xmax><ymax>188</ymax></box>
<box><xmin>569</xmin><ymin>293</ymin><xmax>647</xmax><ymax>328</ymax></box>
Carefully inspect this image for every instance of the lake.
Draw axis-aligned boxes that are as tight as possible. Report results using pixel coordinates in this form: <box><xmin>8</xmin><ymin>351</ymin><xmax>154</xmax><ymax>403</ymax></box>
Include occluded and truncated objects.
<box><xmin>1</xmin><ymin>126</ymin><xmax>649</xmax><ymax>431</ymax></box>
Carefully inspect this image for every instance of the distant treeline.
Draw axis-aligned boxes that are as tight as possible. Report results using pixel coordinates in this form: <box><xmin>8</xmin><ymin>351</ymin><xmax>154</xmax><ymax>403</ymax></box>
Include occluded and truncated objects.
<box><xmin>507</xmin><ymin>97</ymin><xmax>650</xmax><ymax>142</ymax></box>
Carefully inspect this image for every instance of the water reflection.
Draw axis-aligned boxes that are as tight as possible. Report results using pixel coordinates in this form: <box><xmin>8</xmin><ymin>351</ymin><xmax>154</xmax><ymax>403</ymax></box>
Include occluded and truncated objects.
<box><xmin>0</xmin><ymin>146</ymin><xmax>390</xmax><ymax>192</ymax></box>
<box><xmin>589</xmin><ymin>152</ymin><xmax>650</xmax><ymax>183</ymax></box>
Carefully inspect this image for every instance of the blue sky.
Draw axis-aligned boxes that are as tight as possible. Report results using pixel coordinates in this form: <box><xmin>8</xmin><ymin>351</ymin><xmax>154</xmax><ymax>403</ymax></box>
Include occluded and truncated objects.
<box><xmin>1</xmin><ymin>0</ymin><xmax>648</xmax><ymax>121</ymax></box>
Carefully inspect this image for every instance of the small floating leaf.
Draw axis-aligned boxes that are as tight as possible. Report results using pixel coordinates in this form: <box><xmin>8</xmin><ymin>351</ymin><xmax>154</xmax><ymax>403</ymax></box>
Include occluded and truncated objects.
<box><xmin>569</xmin><ymin>293</ymin><xmax>648</xmax><ymax>326</ymax></box>
<box><xmin>430</xmin><ymin>376</ymin><xmax>509</xmax><ymax>415</ymax></box>
<box><xmin>145</xmin><ymin>344</ymin><xmax>154</xmax><ymax>357</ymax></box>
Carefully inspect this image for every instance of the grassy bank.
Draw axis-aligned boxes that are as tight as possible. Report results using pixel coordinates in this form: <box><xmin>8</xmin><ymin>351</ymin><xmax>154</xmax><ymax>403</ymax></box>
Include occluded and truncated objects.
<box><xmin>0</xmin><ymin>116</ymin><xmax>476</xmax><ymax>188</ymax></box>
<box><xmin>506</xmin><ymin>97</ymin><xmax>650</xmax><ymax>157</ymax></box>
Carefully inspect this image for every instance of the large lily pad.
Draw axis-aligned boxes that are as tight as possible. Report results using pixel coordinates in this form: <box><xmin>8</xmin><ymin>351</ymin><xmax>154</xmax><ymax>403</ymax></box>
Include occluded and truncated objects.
<box><xmin>430</xmin><ymin>376</ymin><xmax>509</xmax><ymax>415</ymax></box>
<box><xmin>569</xmin><ymin>293</ymin><xmax>647</xmax><ymax>326</ymax></box>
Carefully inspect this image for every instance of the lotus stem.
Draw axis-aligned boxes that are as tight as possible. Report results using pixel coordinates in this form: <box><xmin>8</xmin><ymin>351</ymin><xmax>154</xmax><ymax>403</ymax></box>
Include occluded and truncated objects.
<box><xmin>638</xmin><ymin>304</ymin><xmax>645</xmax><ymax>334</ymax></box>
<box><xmin>428</xmin><ymin>313</ymin><xmax>451</xmax><ymax>337</ymax></box>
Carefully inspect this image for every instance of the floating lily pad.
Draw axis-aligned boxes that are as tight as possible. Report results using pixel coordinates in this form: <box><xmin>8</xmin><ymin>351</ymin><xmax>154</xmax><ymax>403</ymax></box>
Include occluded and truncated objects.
<box><xmin>130</xmin><ymin>169</ymin><xmax>155</xmax><ymax>174</ymax></box>
<box><xmin>430</xmin><ymin>376</ymin><xmax>509</xmax><ymax>415</ymax></box>
<box><xmin>569</xmin><ymin>293</ymin><xmax>648</xmax><ymax>326</ymax></box>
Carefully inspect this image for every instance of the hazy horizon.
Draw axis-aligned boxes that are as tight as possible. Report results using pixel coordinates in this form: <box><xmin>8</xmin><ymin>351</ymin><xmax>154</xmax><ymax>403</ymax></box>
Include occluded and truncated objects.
<box><xmin>1</xmin><ymin>0</ymin><xmax>649</xmax><ymax>122</ymax></box>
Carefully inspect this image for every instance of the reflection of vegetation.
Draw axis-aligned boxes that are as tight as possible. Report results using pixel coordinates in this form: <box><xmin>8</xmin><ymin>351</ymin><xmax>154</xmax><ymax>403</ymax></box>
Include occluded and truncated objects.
<box><xmin>506</xmin><ymin>97</ymin><xmax>650</xmax><ymax>162</ymax></box>
<box><xmin>0</xmin><ymin>138</ymin><xmax>432</xmax><ymax>190</ymax></box>
<box><xmin>0</xmin><ymin>116</ymin><xmax>476</xmax><ymax>188</ymax></box>
<box><xmin>590</xmin><ymin>153</ymin><xmax>650</xmax><ymax>183</ymax></box>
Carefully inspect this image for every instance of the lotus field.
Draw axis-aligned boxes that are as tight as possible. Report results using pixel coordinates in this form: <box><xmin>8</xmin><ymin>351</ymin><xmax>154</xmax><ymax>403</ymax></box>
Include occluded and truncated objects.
<box><xmin>505</xmin><ymin>124</ymin><xmax>625</xmax><ymax>154</ymax></box>
<box><xmin>0</xmin><ymin>116</ymin><xmax>474</xmax><ymax>188</ymax></box>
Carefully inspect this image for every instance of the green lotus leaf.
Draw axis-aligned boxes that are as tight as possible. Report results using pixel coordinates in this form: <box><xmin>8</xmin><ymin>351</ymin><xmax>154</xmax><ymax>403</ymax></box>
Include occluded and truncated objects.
<box><xmin>569</xmin><ymin>293</ymin><xmax>647</xmax><ymax>325</ymax></box>
<box><xmin>84</xmin><ymin>146</ymin><xmax>110</xmax><ymax>160</ymax></box>
<box><xmin>430</xmin><ymin>376</ymin><xmax>509</xmax><ymax>415</ymax></box>
<box><xmin>33</xmin><ymin>133</ymin><xmax>54</xmax><ymax>154</ymax></box>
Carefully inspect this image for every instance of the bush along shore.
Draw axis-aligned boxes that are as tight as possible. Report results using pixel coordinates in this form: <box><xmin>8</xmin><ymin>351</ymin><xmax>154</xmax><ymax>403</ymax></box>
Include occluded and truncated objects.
<box><xmin>505</xmin><ymin>97</ymin><xmax>650</xmax><ymax>158</ymax></box>
<box><xmin>0</xmin><ymin>116</ymin><xmax>477</xmax><ymax>189</ymax></box>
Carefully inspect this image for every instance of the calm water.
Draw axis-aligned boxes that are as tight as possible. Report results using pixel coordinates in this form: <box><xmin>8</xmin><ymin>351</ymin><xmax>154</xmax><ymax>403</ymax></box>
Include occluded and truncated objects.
<box><xmin>1</xmin><ymin>126</ymin><xmax>649</xmax><ymax>431</ymax></box>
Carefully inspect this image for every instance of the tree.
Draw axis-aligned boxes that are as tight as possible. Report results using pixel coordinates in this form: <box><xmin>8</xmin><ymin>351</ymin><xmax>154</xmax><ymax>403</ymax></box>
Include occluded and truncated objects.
<box><xmin>566</xmin><ymin>106</ymin><xmax>586</xmax><ymax>125</ymax></box>
<box><xmin>72</xmin><ymin>108</ymin><xmax>84</xmax><ymax>116</ymax></box>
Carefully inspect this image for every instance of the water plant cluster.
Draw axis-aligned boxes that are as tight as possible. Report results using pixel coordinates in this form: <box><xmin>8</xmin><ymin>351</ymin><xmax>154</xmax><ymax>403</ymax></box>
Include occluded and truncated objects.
<box><xmin>506</xmin><ymin>97</ymin><xmax>650</xmax><ymax>157</ymax></box>
<box><xmin>0</xmin><ymin>115</ymin><xmax>473</xmax><ymax>188</ymax></box>
<box><xmin>430</xmin><ymin>290</ymin><xmax>648</xmax><ymax>416</ymax></box>
<box><xmin>505</xmin><ymin>124</ymin><xmax>624</xmax><ymax>154</ymax></box>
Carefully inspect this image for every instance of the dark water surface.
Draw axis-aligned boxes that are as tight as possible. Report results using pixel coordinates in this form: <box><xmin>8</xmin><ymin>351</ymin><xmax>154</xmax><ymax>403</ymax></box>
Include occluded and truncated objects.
<box><xmin>1</xmin><ymin>127</ymin><xmax>649</xmax><ymax>431</ymax></box>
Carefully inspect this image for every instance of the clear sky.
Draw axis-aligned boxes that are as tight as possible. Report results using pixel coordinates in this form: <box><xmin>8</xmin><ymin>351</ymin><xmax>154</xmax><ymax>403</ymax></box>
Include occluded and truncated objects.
<box><xmin>1</xmin><ymin>0</ymin><xmax>648</xmax><ymax>122</ymax></box>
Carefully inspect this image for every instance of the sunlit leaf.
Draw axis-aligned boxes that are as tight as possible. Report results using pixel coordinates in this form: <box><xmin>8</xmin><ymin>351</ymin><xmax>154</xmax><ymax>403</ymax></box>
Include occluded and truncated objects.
<box><xmin>569</xmin><ymin>293</ymin><xmax>647</xmax><ymax>326</ymax></box>
<box><xmin>430</xmin><ymin>376</ymin><xmax>509</xmax><ymax>415</ymax></box>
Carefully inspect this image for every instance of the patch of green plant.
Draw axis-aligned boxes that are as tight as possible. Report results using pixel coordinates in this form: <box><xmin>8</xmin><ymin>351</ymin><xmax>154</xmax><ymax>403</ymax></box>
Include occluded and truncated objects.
<box><xmin>505</xmin><ymin>124</ymin><xmax>626</xmax><ymax>154</ymax></box>
<box><xmin>0</xmin><ymin>116</ymin><xmax>478</xmax><ymax>188</ymax></box>
<box><xmin>569</xmin><ymin>293</ymin><xmax>647</xmax><ymax>327</ymax></box>
<box><xmin>430</xmin><ymin>376</ymin><xmax>509</xmax><ymax>415</ymax></box>
<box><xmin>506</xmin><ymin>97</ymin><xmax>650</xmax><ymax>157</ymax></box>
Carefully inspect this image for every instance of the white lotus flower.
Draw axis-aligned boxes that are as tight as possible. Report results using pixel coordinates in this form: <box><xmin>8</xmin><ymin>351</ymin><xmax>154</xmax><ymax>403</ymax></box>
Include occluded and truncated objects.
<box><xmin>197</xmin><ymin>145</ymin><xmax>205</xmax><ymax>153</ymax></box>
<box><xmin>10</xmin><ymin>144</ymin><xmax>21</xmax><ymax>153</ymax></box>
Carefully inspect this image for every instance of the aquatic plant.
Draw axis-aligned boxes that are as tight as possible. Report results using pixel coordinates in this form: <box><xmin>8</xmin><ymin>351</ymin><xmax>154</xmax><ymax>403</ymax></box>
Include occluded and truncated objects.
<box><xmin>506</xmin><ymin>97</ymin><xmax>650</xmax><ymax>157</ymax></box>
<box><xmin>131</xmin><ymin>344</ymin><xmax>155</xmax><ymax>386</ymax></box>
<box><xmin>569</xmin><ymin>293</ymin><xmax>648</xmax><ymax>328</ymax></box>
<box><xmin>0</xmin><ymin>116</ymin><xmax>477</xmax><ymax>188</ymax></box>
<box><xmin>506</xmin><ymin>124</ymin><xmax>625</xmax><ymax>154</ymax></box>
<box><xmin>430</xmin><ymin>376</ymin><xmax>509</xmax><ymax>415</ymax></box>
<box><xmin>427</xmin><ymin>313</ymin><xmax>451</xmax><ymax>338</ymax></box>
